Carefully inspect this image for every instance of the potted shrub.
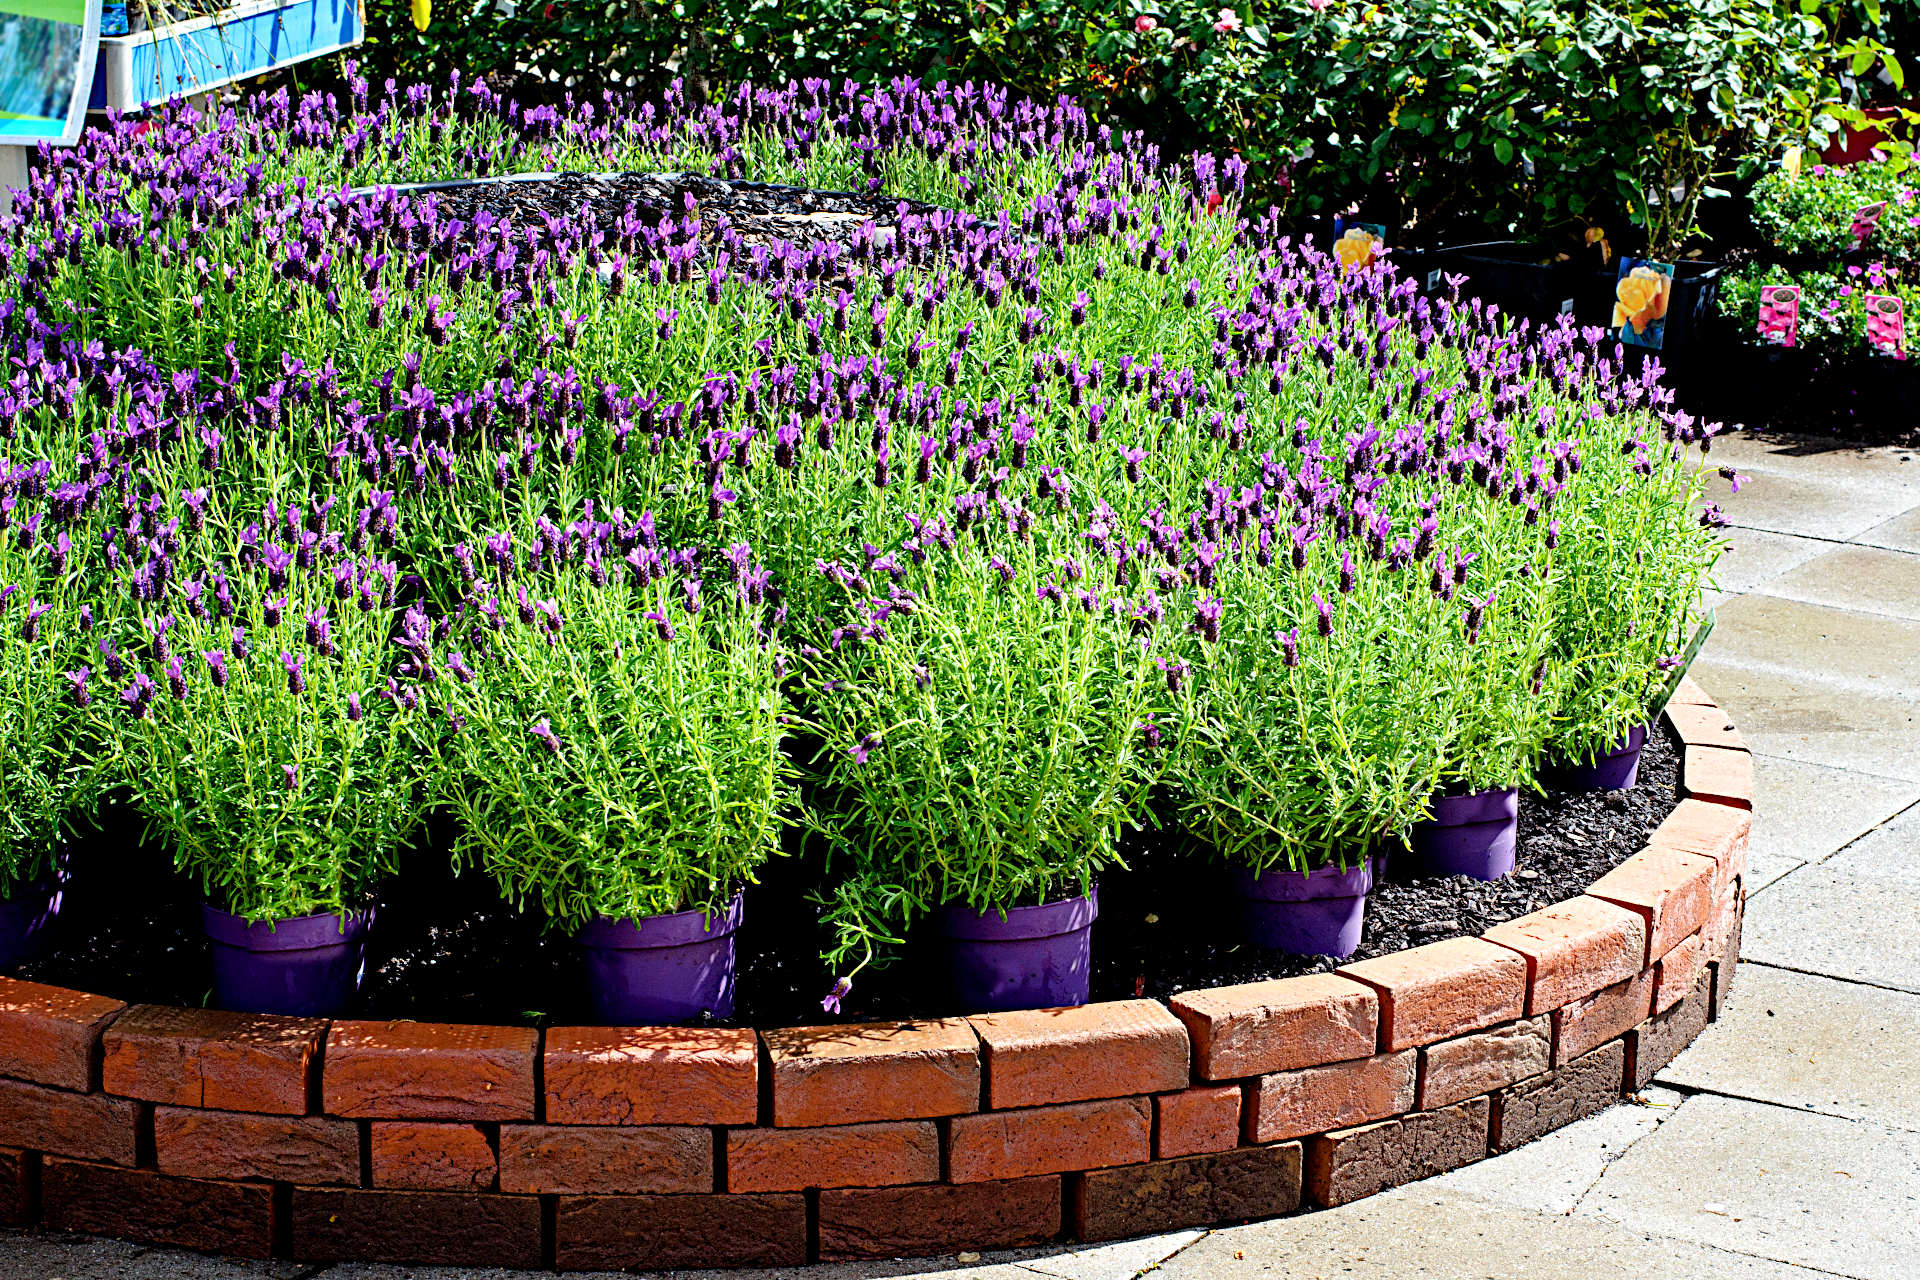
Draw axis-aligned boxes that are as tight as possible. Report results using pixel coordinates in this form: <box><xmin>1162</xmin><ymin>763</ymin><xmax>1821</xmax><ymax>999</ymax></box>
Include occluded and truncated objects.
<box><xmin>103</xmin><ymin>492</ymin><xmax>423</xmax><ymax>1016</ymax></box>
<box><xmin>1542</xmin><ymin>382</ymin><xmax>1726</xmax><ymax>789</ymax></box>
<box><xmin>1170</xmin><ymin>521</ymin><xmax>1446</xmax><ymax>959</ymax></box>
<box><xmin>799</xmin><ymin>521</ymin><xmax>1163</xmax><ymax>1014</ymax></box>
<box><xmin>0</xmin><ymin>523</ymin><xmax>109</xmax><ymax>966</ymax></box>
<box><xmin>419</xmin><ymin>513</ymin><xmax>790</xmax><ymax>1025</ymax></box>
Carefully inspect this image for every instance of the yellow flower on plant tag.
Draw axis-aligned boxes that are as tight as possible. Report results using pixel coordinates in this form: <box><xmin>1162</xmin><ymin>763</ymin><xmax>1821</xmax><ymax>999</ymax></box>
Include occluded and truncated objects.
<box><xmin>1334</xmin><ymin>226</ymin><xmax>1379</xmax><ymax>270</ymax></box>
<box><xmin>411</xmin><ymin>0</ymin><xmax>430</xmax><ymax>32</ymax></box>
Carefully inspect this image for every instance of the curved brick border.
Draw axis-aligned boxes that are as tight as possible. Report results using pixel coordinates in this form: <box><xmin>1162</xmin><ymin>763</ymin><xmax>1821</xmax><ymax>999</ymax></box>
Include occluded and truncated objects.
<box><xmin>0</xmin><ymin>677</ymin><xmax>1752</xmax><ymax>1270</ymax></box>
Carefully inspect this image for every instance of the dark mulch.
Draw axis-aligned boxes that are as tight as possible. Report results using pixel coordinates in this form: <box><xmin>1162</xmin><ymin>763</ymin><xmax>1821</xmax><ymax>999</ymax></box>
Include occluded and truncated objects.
<box><xmin>13</xmin><ymin>725</ymin><xmax>1681</xmax><ymax>1026</ymax></box>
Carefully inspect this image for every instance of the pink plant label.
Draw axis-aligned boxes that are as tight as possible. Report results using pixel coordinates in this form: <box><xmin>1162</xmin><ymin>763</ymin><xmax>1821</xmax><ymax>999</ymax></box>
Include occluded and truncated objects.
<box><xmin>1851</xmin><ymin>201</ymin><xmax>1888</xmax><ymax>249</ymax></box>
<box><xmin>1865</xmin><ymin>293</ymin><xmax>1907</xmax><ymax>360</ymax></box>
<box><xmin>1757</xmin><ymin>285</ymin><xmax>1800</xmax><ymax>347</ymax></box>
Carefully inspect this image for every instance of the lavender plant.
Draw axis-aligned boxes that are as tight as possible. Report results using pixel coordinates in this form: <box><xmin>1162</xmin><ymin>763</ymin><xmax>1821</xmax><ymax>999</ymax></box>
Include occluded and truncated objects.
<box><xmin>0</xmin><ymin>491</ymin><xmax>109</xmax><ymax>895</ymax></box>
<box><xmin>413</xmin><ymin>511</ymin><xmax>789</xmax><ymax>931</ymax></box>
<box><xmin>798</xmin><ymin>517</ymin><xmax>1165</xmax><ymax>986</ymax></box>
<box><xmin>97</xmin><ymin>490</ymin><xmax>423</xmax><ymax>922</ymax></box>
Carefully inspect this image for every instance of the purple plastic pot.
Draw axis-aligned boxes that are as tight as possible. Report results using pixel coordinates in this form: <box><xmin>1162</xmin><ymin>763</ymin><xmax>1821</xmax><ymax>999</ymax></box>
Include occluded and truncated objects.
<box><xmin>1556</xmin><ymin>724</ymin><xmax>1649</xmax><ymax>791</ymax></box>
<box><xmin>203</xmin><ymin>905</ymin><xmax>371</xmax><ymax>1017</ymax></box>
<box><xmin>1232</xmin><ymin>862</ymin><xmax>1372</xmax><ymax>958</ymax></box>
<box><xmin>578</xmin><ymin>891</ymin><xmax>744</xmax><ymax>1024</ymax></box>
<box><xmin>936</xmin><ymin>888</ymin><xmax>1097</xmax><ymax>1013</ymax></box>
<box><xmin>0</xmin><ymin>858</ymin><xmax>69</xmax><ymax>969</ymax></box>
<box><xmin>1413</xmin><ymin>787</ymin><xmax>1520</xmax><ymax>880</ymax></box>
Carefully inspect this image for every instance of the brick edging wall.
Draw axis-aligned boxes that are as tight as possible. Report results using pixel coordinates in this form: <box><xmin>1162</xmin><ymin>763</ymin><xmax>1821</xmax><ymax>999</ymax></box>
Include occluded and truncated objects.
<box><xmin>0</xmin><ymin>677</ymin><xmax>1752</xmax><ymax>1269</ymax></box>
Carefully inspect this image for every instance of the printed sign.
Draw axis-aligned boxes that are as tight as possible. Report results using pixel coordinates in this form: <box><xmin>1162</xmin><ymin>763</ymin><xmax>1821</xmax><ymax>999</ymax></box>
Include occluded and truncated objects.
<box><xmin>1865</xmin><ymin>293</ymin><xmax>1907</xmax><ymax>360</ymax></box>
<box><xmin>1758</xmin><ymin>284</ymin><xmax>1801</xmax><ymax>348</ymax></box>
<box><xmin>1333</xmin><ymin>218</ymin><xmax>1385</xmax><ymax>271</ymax></box>
<box><xmin>0</xmin><ymin>0</ymin><xmax>99</xmax><ymax>146</ymax></box>
<box><xmin>1851</xmin><ymin>201</ymin><xmax>1888</xmax><ymax>250</ymax></box>
<box><xmin>1611</xmin><ymin>258</ymin><xmax>1675</xmax><ymax>351</ymax></box>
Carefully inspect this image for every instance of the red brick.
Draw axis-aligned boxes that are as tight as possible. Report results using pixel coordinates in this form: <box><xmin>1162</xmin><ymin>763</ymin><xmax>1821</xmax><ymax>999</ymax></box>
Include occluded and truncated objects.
<box><xmin>969</xmin><ymin>1000</ymin><xmax>1188</xmax><ymax>1108</ymax></box>
<box><xmin>0</xmin><ymin>978</ymin><xmax>123</xmax><ymax>1092</ymax></box>
<box><xmin>1647</xmin><ymin>799</ymin><xmax>1752</xmax><ymax>898</ymax></box>
<box><xmin>1418</xmin><ymin>1016</ymin><xmax>1551</xmax><ymax>1110</ymax></box>
<box><xmin>1587</xmin><ymin>848</ymin><xmax>1716</xmax><ymax>964</ymax></box>
<box><xmin>500</xmin><ymin>1123</ymin><xmax>711</xmax><ymax>1194</ymax></box>
<box><xmin>0</xmin><ymin>1075</ymin><xmax>138</xmax><ymax>1165</ymax></box>
<box><xmin>154</xmin><ymin>1106</ymin><xmax>358</xmax><ymax>1183</ymax></box>
<box><xmin>102</xmin><ymin>1004</ymin><xmax>323</xmax><ymax>1114</ymax></box>
<box><xmin>1664</xmin><ymin>700</ymin><xmax>1746</xmax><ymax>750</ymax></box>
<box><xmin>1554</xmin><ymin>971</ymin><xmax>1655</xmax><ymax>1063</ymax></box>
<box><xmin>1244</xmin><ymin>1050</ymin><xmax>1415</xmax><ymax>1144</ymax></box>
<box><xmin>1671</xmin><ymin>675</ymin><xmax>1714</xmax><ymax>706</ymax></box>
<box><xmin>1653</xmin><ymin>932</ymin><xmax>1706</xmax><ymax>1014</ymax></box>
<box><xmin>1683</xmin><ymin>745</ymin><xmax>1754</xmax><ymax>810</ymax></box>
<box><xmin>1338</xmin><ymin>938</ymin><xmax>1527</xmax><ymax>1050</ymax></box>
<box><xmin>1155</xmin><ymin>1084</ymin><xmax>1242</xmax><ymax>1158</ymax></box>
<box><xmin>819</xmin><ymin>1177</ymin><xmax>1062</xmax><ymax>1259</ymax></box>
<box><xmin>289</xmin><ymin>1188</ymin><xmax>543</xmax><ymax>1268</ymax></box>
<box><xmin>370</xmin><ymin>1121</ymin><xmax>496</xmax><ymax>1190</ymax></box>
<box><xmin>948</xmin><ymin>1096</ymin><xmax>1151</xmax><ymax>1183</ymax></box>
<box><xmin>555</xmin><ymin>1193</ymin><xmax>807</xmax><ymax>1270</ymax></box>
<box><xmin>1074</xmin><ymin>1143</ymin><xmax>1302</xmax><ymax>1241</ymax></box>
<box><xmin>324</xmin><ymin>1021</ymin><xmax>537</xmax><ymax>1121</ymax></box>
<box><xmin>764</xmin><ymin>1018</ymin><xmax>978</xmax><ymax>1127</ymax></box>
<box><xmin>1482</xmin><ymin>897</ymin><xmax>1646</xmax><ymax>1015</ymax></box>
<box><xmin>1492</xmin><ymin>1041</ymin><xmax>1628</xmax><ymax>1151</ymax></box>
<box><xmin>1304</xmin><ymin>1098</ymin><xmax>1491</xmax><ymax>1206</ymax></box>
<box><xmin>1712</xmin><ymin>909</ymin><xmax>1745</xmax><ymax>1021</ymax></box>
<box><xmin>0</xmin><ymin>1147</ymin><xmax>32</xmax><ymax>1227</ymax></box>
<box><xmin>725</xmin><ymin>1120</ymin><xmax>938</xmax><ymax>1192</ymax></box>
<box><xmin>545</xmin><ymin>1025</ymin><xmax>756</xmax><ymax>1126</ymax></box>
<box><xmin>1171</xmin><ymin>973</ymin><xmax>1379</xmax><ymax>1080</ymax></box>
<box><xmin>42</xmin><ymin>1158</ymin><xmax>274</xmax><ymax>1257</ymax></box>
<box><xmin>1631</xmin><ymin>971</ymin><xmax>1713</xmax><ymax>1089</ymax></box>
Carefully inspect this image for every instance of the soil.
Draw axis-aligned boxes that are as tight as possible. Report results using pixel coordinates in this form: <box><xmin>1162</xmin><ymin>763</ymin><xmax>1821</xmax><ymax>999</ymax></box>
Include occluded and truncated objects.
<box><xmin>377</xmin><ymin>171</ymin><xmax>954</xmax><ymax>270</ymax></box>
<box><xmin>13</xmin><ymin>725</ymin><xmax>1682</xmax><ymax>1026</ymax></box>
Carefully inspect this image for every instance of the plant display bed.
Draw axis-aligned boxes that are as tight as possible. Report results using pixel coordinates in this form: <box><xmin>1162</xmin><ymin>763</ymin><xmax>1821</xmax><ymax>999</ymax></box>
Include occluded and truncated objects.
<box><xmin>0</xmin><ymin>682</ymin><xmax>1750</xmax><ymax>1270</ymax></box>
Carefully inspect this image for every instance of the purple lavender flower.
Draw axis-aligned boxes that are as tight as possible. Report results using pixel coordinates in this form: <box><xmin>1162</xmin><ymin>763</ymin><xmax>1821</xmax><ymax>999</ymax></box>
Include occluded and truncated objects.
<box><xmin>1190</xmin><ymin>597</ymin><xmax>1223</xmax><ymax>644</ymax></box>
<box><xmin>202</xmin><ymin>650</ymin><xmax>229</xmax><ymax>687</ymax></box>
<box><xmin>821</xmin><ymin>975</ymin><xmax>852</xmax><ymax>1015</ymax></box>
<box><xmin>63</xmin><ymin>667</ymin><xmax>90</xmax><ymax>707</ymax></box>
<box><xmin>120</xmin><ymin>672</ymin><xmax>156</xmax><ymax>719</ymax></box>
<box><xmin>280</xmin><ymin>651</ymin><xmax>305</xmax><ymax>695</ymax></box>
<box><xmin>530</xmin><ymin>718</ymin><xmax>563</xmax><ymax>755</ymax></box>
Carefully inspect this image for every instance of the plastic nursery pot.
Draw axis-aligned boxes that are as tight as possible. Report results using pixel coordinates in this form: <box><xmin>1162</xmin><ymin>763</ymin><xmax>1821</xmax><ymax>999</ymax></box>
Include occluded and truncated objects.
<box><xmin>1412</xmin><ymin>787</ymin><xmax>1520</xmax><ymax>881</ymax></box>
<box><xmin>1230</xmin><ymin>861</ymin><xmax>1373</xmax><ymax>959</ymax></box>
<box><xmin>0</xmin><ymin>855</ymin><xmax>70</xmax><ymax>969</ymax></box>
<box><xmin>1553</xmin><ymin>723</ymin><xmax>1650</xmax><ymax>791</ymax></box>
<box><xmin>577</xmin><ymin>890</ymin><xmax>745</xmax><ymax>1025</ymax></box>
<box><xmin>935</xmin><ymin>887</ymin><xmax>1098</xmax><ymax>1013</ymax></box>
<box><xmin>202</xmin><ymin>904</ymin><xmax>372</xmax><ymax>1017</ymax></box>
<box><xmin>1429</xmin><ymin>241</ymin><xmax>1585</xmax><ymax>322</ymax></box>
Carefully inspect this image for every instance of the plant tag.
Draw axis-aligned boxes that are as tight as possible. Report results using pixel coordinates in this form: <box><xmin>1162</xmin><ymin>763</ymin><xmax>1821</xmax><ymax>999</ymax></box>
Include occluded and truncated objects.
<box><xmin>1559</xmin><ymin>297</ymin><xmax>1575</xmax><ymax>316</ymax></box>
<box><xmin>1332</xmin><ymin>218</ymin><xmax>1385</xmax><ymax>271</ymax></box>
<box><xmin>1649</xmin><ymin>610</ymin><xmax>1716</xmax><ymax>720</ymax></box>
<box><xmin>1757</xmin><ymin>285</ymin><xmax>1800</xmax><ymax>348</ymax></box>
<box><xmin>1850</xmin><ymin>201</ymin><xmax>1888</xmax><ymax>250</ymax></box>
<box><xmin>1865</xmin><ymin>293</ymin><xmax>1906</xmax><ymax>360</ymax></box>
<box><xmin>1426</xmin><ymin>268</ymin><xmax>1442</xmax><ymax>292</ymax></box>
<box><xmin>1611</xmin><ymin>258</ymin><xmax>1675</xmax><ymax>350</ymax></box>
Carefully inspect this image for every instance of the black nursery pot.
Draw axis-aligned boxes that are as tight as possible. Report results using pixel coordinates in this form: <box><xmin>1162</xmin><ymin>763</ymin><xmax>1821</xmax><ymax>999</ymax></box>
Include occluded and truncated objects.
<box><xmin>1425</xmin><ymin>241</ymin><xmax>1585</xmax><ymax>323</ymax></box>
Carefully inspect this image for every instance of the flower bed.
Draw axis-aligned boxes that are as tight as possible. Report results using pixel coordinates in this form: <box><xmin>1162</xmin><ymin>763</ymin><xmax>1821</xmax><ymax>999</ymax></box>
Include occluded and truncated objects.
<box><xmin>0</xmin><ymin>681</ymin><xmax>1749</xmax><ymax>1268</ymax></box>
<box><xmin>0</xmin><ymin>71</ymin><xmax>1729</xmax><ymax>1029</ymax></box>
